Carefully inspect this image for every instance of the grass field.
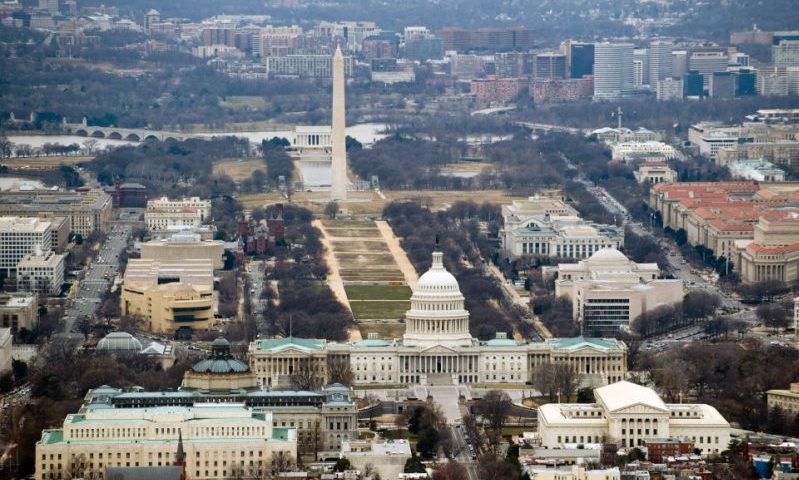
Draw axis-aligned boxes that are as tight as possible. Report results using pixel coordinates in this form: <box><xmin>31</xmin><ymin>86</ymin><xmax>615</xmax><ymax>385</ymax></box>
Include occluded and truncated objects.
<box><xmin>212</xmin><ymin>158</ymin><xmax>265</xmax><ymax>181</ymax></box>
<box><xmin>1</xmin><ymin>155</ymin><xmax>94</xmax><ymax>169</ymax></box>
<box><xmin>219</xmin><ymin>96</ymin><xmax>268</xmax><ymax>111</ymax></box>
<box><xmin>324</xmin><ymin>227</ymin><xmax>382</xmax><ymax>238</ymax></box>
<box><xmin>345</xmin><ymin>285</ymin><xmax>412</xmax><ymax>301</ymax></box>
<box><xmin>335</xmin><ymin>253</ymin><xmax>396</xmax><ymax>264</ymax></box>
<box><xmin>349</xmin><ymin>300</ymin><xmax>409</xmax><ymax>320</ymax></box>
<box><xmin>237</xmin><ymin>192</ymin><xmax>287</xmax><ymax>209</ymax></box>
<box><xmin>357</xmin><ymin>321</ymin><xmax>407</xmax><ymax>340</ymax></box>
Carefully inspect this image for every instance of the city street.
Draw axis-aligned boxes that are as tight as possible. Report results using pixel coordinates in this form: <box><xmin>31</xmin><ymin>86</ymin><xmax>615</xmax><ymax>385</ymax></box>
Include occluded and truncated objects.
<box><xmin>61</xmin><ymin>223</ymin><xmax>131</xmax><ymax>336</ymax></box>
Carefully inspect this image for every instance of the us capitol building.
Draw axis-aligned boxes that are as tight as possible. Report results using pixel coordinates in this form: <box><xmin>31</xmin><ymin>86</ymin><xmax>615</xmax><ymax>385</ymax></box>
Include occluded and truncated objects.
<box><xmin>250</xmin><ymin>248</ymin><xmax>628</xmax><ymax>388</ymax></box>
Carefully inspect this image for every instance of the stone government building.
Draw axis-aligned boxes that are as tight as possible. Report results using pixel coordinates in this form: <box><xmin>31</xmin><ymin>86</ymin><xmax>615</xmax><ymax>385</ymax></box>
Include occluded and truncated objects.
<box><xmin>249</xmin><ymin>248</ymin><xmax>628</xmax><ymax>388</ymax></box>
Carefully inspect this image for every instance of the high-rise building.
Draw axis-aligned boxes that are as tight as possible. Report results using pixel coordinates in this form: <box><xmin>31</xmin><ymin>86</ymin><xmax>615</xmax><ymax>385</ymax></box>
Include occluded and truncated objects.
<box><xmin>688</xmin><ymin>48</ymin><xmax>729</xmax><ymax>87</ymax></box>
<box><xmin>143</xmin><ymin>9</ymin><xmax>161</xmax><ymax>34</ymax></box>
<box><xmin>568</xmin><ymin>42</ymin><xmax>595</xmax><ymax>79</ymax></box>
<box><xmin>633</xmin><ymin>48</ymin><xmax>649</xmax><ymax>87</ymax></box>
<box><xmin>671</xmin><ymin>50</ymin><xmax>689</xmax><ymax>78</ymax></box>
<box><xmin>733</xmin><ymin>68</ymin><xmax>757</xmax><ymax>96</ymax></box>
<box><xmin>709</xmin><ymin>71</ymin><xmax>736</xmax><ymax>98</ymax></box>
<box><xmin>683</xmin><ymin>70</ymin><xmax>705</xmax><ymax>97</ymax></box>
<box><xmin>0</xmin><ymin>217</ymin><xmax>53</xmax><ymax>273</ymax></box>
<box><xmin>16</xmin><ymin>251</ymin><xmax>66</xmax><ymax>295</ymax></box>
<box><xmin>648</xmin><ymin>40</ymin><xmax>673</xmax><ymax>83</ymax></box>
<box><xmin>758</xmin><ymin>67</ymin><xmax>789</xmax><ymax>96</ymax></box>
<box><xmin>774</xmin><ymin>40</ymin><xmax>799</xmax><ymax>68</ymax></box>
<box><xmin>656</xmin><ymin>77</ymin><xmax>684</xmax><ymax>101</ymax></box>
<box><xmin>495</xmin><ymin>52</ymin><xmax>532</xmax><ymax>77</ymax></box>
<box><xmin>593</xmin><ymin>43</ymin><xmax>635</xmax><ymax>100</ymax></box>
<box><xmin>533</xmin><ymin>52</ymin><xmax>567</xmax><ymax>80</ymax></box>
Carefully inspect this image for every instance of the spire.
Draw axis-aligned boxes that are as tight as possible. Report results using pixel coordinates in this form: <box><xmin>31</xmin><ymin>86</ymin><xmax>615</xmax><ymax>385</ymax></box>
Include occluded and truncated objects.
<box><xmin>431</xmin><ymin>240</ymin><xmax>444</xmax><ymax>270</ymax></box>
<box><xmin>175</xmin><ymin>429</ymin><xmax>185</xmax><ymax>465</ymax></box>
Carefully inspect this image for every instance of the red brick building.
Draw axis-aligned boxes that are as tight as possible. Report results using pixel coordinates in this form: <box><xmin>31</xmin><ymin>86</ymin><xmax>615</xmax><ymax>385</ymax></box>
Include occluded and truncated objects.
<box><xmin>471</xmin><ymin>76</ymin><xmax>527</xmax><ymax>104</ymax></box>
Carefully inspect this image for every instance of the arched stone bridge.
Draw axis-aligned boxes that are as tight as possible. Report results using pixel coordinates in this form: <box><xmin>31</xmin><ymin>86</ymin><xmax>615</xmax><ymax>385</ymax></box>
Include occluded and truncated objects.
<box><xmin>63</xmin><ymin>123</ymin><xmax>193</xmax><ymax>142</ymax></box>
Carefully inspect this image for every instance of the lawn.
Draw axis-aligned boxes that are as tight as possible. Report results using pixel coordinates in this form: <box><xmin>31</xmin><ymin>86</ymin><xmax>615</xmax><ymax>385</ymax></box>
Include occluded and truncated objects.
<box><xmin>345</xmin><ymin>285</ymin><xmax>412</xmax><ymax>301</ymax></box>
<box><xmin>212</xmin><ymin>158</ymin><xmax>265</xmax><ymax>181</ymax></box>
<box><xmin>219</xmin><ymin>96</ymin><xmax>268</xmax><ymax>110</ymax></box>
<box><xmin>349</xmin><ymin>301</ymin><xmax>409</xmax><ymax>320</ymax></box>
<box><xmin>324</xmin><ymin>227</ymin><xmax>382</xmax><ymax>238</ymax></box>
<box><xmin>339</xmin><ymin>271</ymin><xmax>405</xmax><ymax>282</ymax></box>
<box><xmin>238</xmin><ymin>192</ymin><xmax>288</xmax><ymax>209</ymax></box>
<box><xmin>357</xmin><ymin>321</ymin><xmax>407</xmax><ymax>340</ymax></box>
<box><xmin>336</xmin><ymin>253</ymin><xmax>397</xmax><ymax>265</ymax></box>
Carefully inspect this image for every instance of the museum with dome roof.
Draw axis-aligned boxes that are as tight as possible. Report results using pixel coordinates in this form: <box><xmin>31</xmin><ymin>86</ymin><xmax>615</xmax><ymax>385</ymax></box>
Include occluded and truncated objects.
<box><xmin>181</xmin><ymin>337</ymin><xmax>259</xmax><ymax>392</ymax></box>
<box><xmin>250</xmin><ymin>248</ymin><xmax>629</xmax><ymax>388</ymax></box>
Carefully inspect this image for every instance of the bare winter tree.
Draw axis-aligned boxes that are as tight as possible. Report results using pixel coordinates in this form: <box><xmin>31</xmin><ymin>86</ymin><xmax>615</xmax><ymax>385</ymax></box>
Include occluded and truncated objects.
<box><xmin>477</xmin><ymin>390</ymin><xmax>512</xmax><ymax>450</ymax></box>
<box><xmin>289</xmin><ymin>362</ymin><xmax>323</xmax><ymax>391</ymax></box>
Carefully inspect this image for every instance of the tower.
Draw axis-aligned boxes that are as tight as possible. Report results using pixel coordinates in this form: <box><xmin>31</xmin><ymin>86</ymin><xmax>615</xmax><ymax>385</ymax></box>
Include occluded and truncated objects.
<box><xmin>330</xmin><ymin>45</ymin><xmax>348</xmax><ymax>201</ymax></box>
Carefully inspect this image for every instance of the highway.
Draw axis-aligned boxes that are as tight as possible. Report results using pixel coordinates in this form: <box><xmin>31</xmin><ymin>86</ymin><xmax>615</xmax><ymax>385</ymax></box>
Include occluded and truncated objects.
<box><xmin>61</xmin><ymin>223</ymin><xmax>131</xmax><ymax>337</ymax></box>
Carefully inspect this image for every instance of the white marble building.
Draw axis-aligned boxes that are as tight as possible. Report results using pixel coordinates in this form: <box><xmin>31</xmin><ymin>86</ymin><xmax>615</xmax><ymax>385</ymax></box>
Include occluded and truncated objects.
<box><xmin>250</xmin><ymin>249</ymin><xmax>628</xmax><ymax>388</ymax></box>
<box><xmin>551</xmin><ymin>248</ymin><xmax>683</xmax><ymax>335</ymax></box>
<box><xmin>538</xmin><ymin>381</ymin><xmax>730</xmax><ymax>456</ymax></box>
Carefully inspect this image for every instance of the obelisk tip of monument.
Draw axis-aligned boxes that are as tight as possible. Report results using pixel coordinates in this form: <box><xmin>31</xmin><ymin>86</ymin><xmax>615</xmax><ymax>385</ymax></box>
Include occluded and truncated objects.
<box><xmin>334</xmin><ymin>44</ymin><xmax>342</xmax><ymax>56</ymax></box>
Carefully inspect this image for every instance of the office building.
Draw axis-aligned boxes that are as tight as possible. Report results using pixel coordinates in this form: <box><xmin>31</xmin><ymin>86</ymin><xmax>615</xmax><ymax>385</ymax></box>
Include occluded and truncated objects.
<box><xmin>500</xmin><ymin>196</ymin><xmax>623</xmax><ymax>260</ymax></box>
<box><xmin>534</xmin><ymin>52</ymin><xmax>567</xmax><ymax>80</ymax></box>
<box><xmin>140</xmin><ymin>233</ymin><xmax>225</xmax><ymax>270</ymax></box>
<box><xmin>553</xmin><ymin>249</ymin><xmax>683</xmax><ymax>335</ymax></box>
<box><xmin>648</xmin><ymin>40</ymin><xmax>673</xmax><ymax>83</ymax></box>
<box><xmin>437</xmin><ymin>26</ymin><xmax>533</xmax><ymax>52</ymax></box>
<box><xmin>16</xmin><ymin>251</ymin><xmax>66</xmax><ymax>295</ymax></box>
<box><xmin>656</xmin><ymin>77</ymin><xmax>683</xmax><ymax>101</ymax></box>
<box><xmin>611</xmin><ymin>141</ymin><xmax>681</xmax><ymax>163</ymax></box>
<box><xmin>688</xmin><ymin>122</ymin><xmax>741</xmax><ymax>159</ymax></box>
<box><xmin>774</xmin><ymin>40</ymin><xmax>799</xmax><ymax>68</ymax></box>
<box><xmin>250</xmin><ymin>248</ymin><xmax>628</xmax><ymax>388</ymax></box>
<box><xmin>688</xmin><ymin>48</ymin><xmax>729</xmax><ymax>88</ymax></box>
<box><xmin>0</xmin><ymin>328</ymin><xmax>10</xmax><ymax>373</ymax></box>
<box><xmin>633</xmin><ymin>48</ymin><xmax>649</xmax><ymax>87</ymax></box>
<box><xmin>0</xmin><ymin>293</ymin><xmax>38</xmax><ymax>333</ymax></box>
<box><xmin>590</xmin><ymin>127</ymin><xmax>658</xmax><ymax>145</ymax></box>
<box><xmin>538</xmin><ymin>381</ymin><xmax>730</xmax><ymax>456</ymax></box>
<box><xmin>734</xmin><ymin>68</ymin><xmax>757</xmax><ymax>96</ymax></box>
<box><xmin>767</xmin><ymin>383</ymin><xmax>799</xmax><ymax>417</ymax></box>
<box><xmin>145</xmin><ymin>197</ymin><xmax>210</xmax><ymax>233</ymax></box>
<box><xmin>708</xmin><ymin>71</ymin><xmax>735</xmax><ymax>98</ymax></box>
<box><xmin>593</xmin><ymin>43</ymin><xmax>634</xmax><ymax>100</ymax></box>
<box><xmin>121</xmin><ymin>259</ymin><xmax>215</xmax><ymax>334</ymax></box>
<box><xmin>634</xmin><ymin>161</ymin><xmax>678</xmax><ymax>185</ymax></box>
<box><xmin>0</xmin><ymin>217</ymin><xmax>53</xmax><ymax>273</ymax></box>
<box><xmin>450</xmin><ymin>53</ymin><xmax>484</xmax><ymax>79</ymax></box>
<box><xmin>728</xmin><ymin>159</ymin><xmax>785</xmax><ymax>182</ymax></box>
<box><xmin>649</xmin><ymin>182</ymin><xmax>799</xmax><ymax>274</ymax></box>
<box><xmin>0</xmin><ymin>188</ymin><xmax>113</xmax><ymax>235</ymax></box>
<box><xmin>266</xmin><ymin>54</ymin><xmax>353</xmax><ymax>79</ymax></box>
<box><xmin>671</xmin><ymin>50</ymin><xmax>689</xmax><ymax>78</ymax></box>
<box><xmin>342</xmin><ymin>439</ymin><xmax>412</xmax><ymax>480</ymax></box>
<box><xmin>495</xmin><ymin>52</ymin><xmax>532</xmax><ymax>77</ymax></box>
<box><xmin>569</xmin><ymin>42</ymin><xmax>595</xmax><ymax>79</ymax></box>
<box><xmin>758</xmin><ymin>67</ymin><xmax>790</xmax><ymax>96</ymax></box>
<box><xmin>35</xmin><ymin>404</ymin><xmax>297</xmax><ymax>480</ymax></box>
<box><xmin>683</xmin><ymin>70</ymin><xmax>705</xmax><ymax>97</ymax></box>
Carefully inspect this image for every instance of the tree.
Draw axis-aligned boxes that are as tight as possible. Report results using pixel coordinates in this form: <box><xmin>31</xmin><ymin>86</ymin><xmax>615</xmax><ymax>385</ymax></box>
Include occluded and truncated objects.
<box><xmin>0</xmin><ymin>132</ymin><xmax>13</xmax><ymax>159</ymax></box>
<box><xmin>270</xmin><ymin>451</ymin><xmax>295</xmax><ymax>475</ymax></box>
<box><xmin>332</xmin><ymin>457</ymin><xmax>352</xmax><ymax>472</ymax></box>
<box><xmin>756</xmin><ymin>303</ymin><xmax>789</xmax><ymax>331</ymax></box>
<box><xmin>477</xmin><ymin>453</ymin><xmax>520</xmax><ymax>480</ymax></box>
<box><xmin>478</xmin><ymin>390</ymin><xmax>512</xmax><ymax>449</ymax></box>
<box><xmin>683</xmin><ymin>290</ymin><xmax>720</xmax><ymax>321</ymax></box>
<box><xmin>404</xmin><ymin>455</ymin><xmax>426</xmax><ymax>473</ymax></box>
<box><xmin>324</xmin><ymin>201</ymin><xmax>339</xmax><ymax>219</ymax></box>
<box><xmin>289</xmin><ymin>362</ymin><xmax>323</xmax><ymax>391</ymax></box>
<box><xmin>433</xmin><ymin>461</ymin><xmax>467</xmax><ymax>480</ymax></box>
<box><xmin>82</xmin><ymin>139</ymin><xmax>99</xmax><ymax>155</ymax></box>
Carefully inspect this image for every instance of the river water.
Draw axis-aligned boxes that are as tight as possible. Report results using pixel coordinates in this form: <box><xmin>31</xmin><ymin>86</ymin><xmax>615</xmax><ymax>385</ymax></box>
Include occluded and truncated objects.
<box><xmin>7</xmin><ymin>123</ymin><xmax>388</xmax><ymax>153</ymax></box>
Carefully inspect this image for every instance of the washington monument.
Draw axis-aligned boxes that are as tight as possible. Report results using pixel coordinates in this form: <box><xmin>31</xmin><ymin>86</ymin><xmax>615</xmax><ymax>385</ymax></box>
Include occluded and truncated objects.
<box><xmin>330</xmin><ymin>45</ymin><xmax>347</xmax><ymax>200</ymax></box>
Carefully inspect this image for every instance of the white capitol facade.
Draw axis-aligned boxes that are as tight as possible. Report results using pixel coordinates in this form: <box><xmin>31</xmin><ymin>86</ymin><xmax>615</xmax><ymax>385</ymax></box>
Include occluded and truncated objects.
<box><xmin>250</xmin><ymin>249</ymin><xmax>628</xmax><ymax>388</ymax></box>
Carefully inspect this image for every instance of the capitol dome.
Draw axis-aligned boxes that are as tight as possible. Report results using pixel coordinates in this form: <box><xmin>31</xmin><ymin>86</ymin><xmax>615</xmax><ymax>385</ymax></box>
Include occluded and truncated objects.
<box><xmin>96</xmin><ymin>332</ymin><xmax>143</xmax><ymax>354</ymax></box>
<box><xmin>588</xmin><ymin>248</ymin><xmax>629</xmax><ymax>263</ymax></box>
<box><xmin>403</xmin><ymin>248</ymin><xmax>473</xmax><ymax>348</ymax></box>
<box><xmin>416</xmin><ymin>252</ymin><xmax>461</xmax><ymax>294</ymax></box>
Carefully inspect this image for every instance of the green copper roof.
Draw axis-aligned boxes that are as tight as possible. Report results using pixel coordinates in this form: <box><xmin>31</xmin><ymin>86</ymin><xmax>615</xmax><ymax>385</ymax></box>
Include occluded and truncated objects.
<box><xmin>41</xmin><ymin>430</ymin><xmax>63</xmax><ymax>445</ymax></box>
<box><xmin>255</xmin><ymin>336</ymin><xmax>324</xmax><ymax>351</ymax></box>
<box><xmin>551</xmin><ymin>337</ymin><xmax>618</xmax><ymax>350</ymax></box>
